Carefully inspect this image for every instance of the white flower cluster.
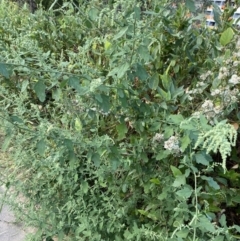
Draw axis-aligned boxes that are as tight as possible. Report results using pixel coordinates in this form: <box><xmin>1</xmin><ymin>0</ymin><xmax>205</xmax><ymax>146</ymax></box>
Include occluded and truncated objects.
<box><xmin>228</xmin><ymin>74</ymin><xmax>240</xmax><ymax>85</ymax></box>
<box><xmin>186</xmin><ymin>81</ymin><xmax>208</xmax><ymax>100</ymax></box>
<box><xmin>152</xmin><ymin>133</ymin><xmax>164</xmax><ymax>143</ymax></box>
<box><xmin>211</xmin><ymin>87</ymin><xmax>239</xmax><ymax>105</ymax></box>
<box><xmin>200</xmin><ymin>71</ymin><xmax>212</xmax><ymax>81</ymax></box>
<box><xmin>218</xmin><ymin>67</ymin><xmax>229</xmax><ymax>80</ymax></box>
<box><xmin>164</xmin><ymin>136</ymin><xmax>181</xmax><ymax>154</ymax></box>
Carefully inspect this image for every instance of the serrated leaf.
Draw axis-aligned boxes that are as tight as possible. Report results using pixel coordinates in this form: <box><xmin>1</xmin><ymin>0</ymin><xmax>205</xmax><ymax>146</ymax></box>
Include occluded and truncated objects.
<box><xmin>0</xmin><ymin>63</ymin><xmax>9</xmax><ymax>78</ymax></box>
<box><xmin>201</xmin><ymin>176</ymin><xmax>220</xmax><ymax>190</ymax></box>
<box><xmin>195</xmin><ymin>153</ymin><xmax>209</xmax><ymax>166</ymax></box>
<box><xmin>34</xmin><ymin>80</ymin><xmax>46</xmax><ymax>102</ymax></box>
<box><xmin>52</xmin><ymin>88</ymin><xmax>62</xmax><ymax>101</ymax></box>
<box><xmin>149</xmin><ymin>73</ymin><xmax>159</xmax><ymax>90</ymax></box>
<box><xmin>170</xmin><ymin>165</ymin><xmax>182</xmax><ymax>177</ymax></box>
<box><xmin>36</xmin><ymin>139</ymin><xmax>46</xmax><ymax>156</ymax></box>
<box><xmin>92</xmin><ymin>153</ymin><xmax>101</xmax><ymax>167</ymax></box>
<box><xmin>176</xmin><ymin>186</ymin><xmax>192</xmax><ymax>199</ymax></box>
<box><xmin>220</xmin><ymin>27</ymin><xmax>234</xmax><ymax>46</ymax></box>
<box><xmin>172</xmin><ymin>175</ymin><xmax>186</xmax><ymax>187</ymax></box>
<box><xmin>113</xmin><ymin>26</ymin><xmax>128</xmax><ymax>40</ymax></box>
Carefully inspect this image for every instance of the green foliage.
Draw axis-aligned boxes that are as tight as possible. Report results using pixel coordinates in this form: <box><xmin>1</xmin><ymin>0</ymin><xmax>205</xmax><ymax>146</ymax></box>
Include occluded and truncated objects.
<box><xmin>0</xmin><ymin>0</ymin><xmax>240</xmax><ymax>241</ymax></box>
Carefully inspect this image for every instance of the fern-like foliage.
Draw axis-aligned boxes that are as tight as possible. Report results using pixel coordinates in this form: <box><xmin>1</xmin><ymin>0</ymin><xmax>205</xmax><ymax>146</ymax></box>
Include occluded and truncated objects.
<box><xmin>194</xmin><ymin>121</ymin><xmax>237</xmax><ymax>173</ymax></box>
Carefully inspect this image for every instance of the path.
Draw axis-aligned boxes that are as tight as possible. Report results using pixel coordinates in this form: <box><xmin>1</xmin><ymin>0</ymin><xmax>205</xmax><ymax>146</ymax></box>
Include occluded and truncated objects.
<box><xmin>0</xmin><ymin>187</ymin><xmax>27</xmax><ymax>241</ymax></box>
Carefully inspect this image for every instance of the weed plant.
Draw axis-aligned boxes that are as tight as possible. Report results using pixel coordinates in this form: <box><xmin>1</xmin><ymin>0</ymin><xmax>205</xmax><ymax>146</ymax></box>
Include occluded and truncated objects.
<box><xmin>1</xmin><ymin>0</ymin><xmax>240</xmax><ymax>240</ymax></box>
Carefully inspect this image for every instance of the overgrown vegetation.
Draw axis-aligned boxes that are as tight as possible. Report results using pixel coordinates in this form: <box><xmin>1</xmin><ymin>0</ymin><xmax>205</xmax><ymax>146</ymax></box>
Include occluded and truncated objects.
<box><xmin>1</xmin><ymin>0</ymin><xmax>240</xmax><ymax>240</ymax></box>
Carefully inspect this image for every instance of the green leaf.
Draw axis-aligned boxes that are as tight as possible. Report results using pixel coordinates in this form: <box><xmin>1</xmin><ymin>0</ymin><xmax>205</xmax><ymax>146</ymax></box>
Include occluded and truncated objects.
<box><xmin>116</xmin><ymin>123</ymin><xmax>128</xmax><ymax>140</ymax></box>
<box><xmin>36</xmin><ymin>139</ymin><xmax>46</xmax><ymax>156</ymax></box>
<box><xmin>2</xmin><ymin>134</ymin><xmax>12</xmax><ymax>151</ymax></box>
<box><xmin>186</xmin><ymin>0</ymin><xmax>196</xmax><ymax>12</ymax></box>
<box><xmin>88</xmin><ymin>8</ymin><xmax>99</xmax><ymax>21</ymax></box>
<box><xmin>113</xmin><ymin>26</ymin><xmax>128</xmax><ymax>40</ymax></box>
<box><xmin>201</xmin><ymin>176</ymin><xmax>220</xmax><ymax>190</ymax></box>
<box><xmin>135</xmin><ymin>63</ymin><xmax>148</xmax><ymax>81</ymax></box>
<box><xmin>92</xmin><ymin>153</ymin><xmax>101</xmax><ymax>167</ymax></box>
<box><xmin>195</xmin><ymin>153</ymin><xmax>209</xmax><ymax>166</ymax></box>
<box><xmin>172</xmin><ymin>175</ymin><xmax>186</xmax><ymax>187</ymax></box>
<box><xmin>170</xmin><ymin>166</ymin><xmax>182</xmax><ymax>177</ymax></box>
<box><xmin>176</xmin><ymin>229</ymin><xmax>189</xmax><ymax>238</ymax></box>
<box><xmin>0</xmin><ymin>63</ymin><xmax>9</xmax><ymax>78</ymax></box>
<box><xmin>160</xmin><ymin>74</ymin><xmax>172</xmax><ymax>90</ymax></box>
<box><xmin>219</xmin><ymin>214</ymin><xmax>227</xmax><ymax>227</ymax></box>
<box><xmin>197</xmin><ymin>216</ymin><xmax>216</xmax><ymax>232</ymax></box>
<box><xmin>81</xmin><ymin>181</ymin><xmax>89</xmax><ymax>194</ymax></box>
<box><xmin>137</xmin><ymin>45</ymin><xmax>151</xmax><ymax>62</ymax></box>
<box><xmin>21</xmin><ymin>80</ymin><xmax>29</xmax><ymax>92</ymax></box>
<box><xmin>75</xmin><ymin>118</ymin><xmax>82</xmax><ymax>132</ymax></box>
<box><xmin>34</xmin><ymin>80</ymin><xmax>46</xmax><ymax>102</ymax></box>
<box><xmin>212</xmin><ymin>236</ymin><xmax>224</xmax><ymax>241</ymax></box>
<box><xmin>156</xmin><ymin>150</ymin><xmax>170</xmax><ymax>160</ymax></box>
<box><xmin>220</xmin><ymin>27</ymin><xmax>234</xmax><ymax>46</ymax></box>
<box><xmin>52</xmin><ymin>88</ymin><xmax>62</xmax><ymax>101</ymax></box>
<box><xmin>149</xmin><ymin>73</ymin><xmax>159</xmax><ymax>90</ymax></box>
<box><xmin>167</xmin><ymin>114</ymin><xmax>184</xmax><ymax>124</ymax></box>
<box><xmin>176</xmin><ymin>186</ymin><xmax>192</xmax><ymax>199</ymax></box>
<box><xmin>117</xmin><ymin>63</ymin><xmax>130</xmax><ymax>79</ymax></box>
<box><xmin>180</xmin><ymin>135</ymin><xmax>191</xmax><ymax>152</ymax></box>
<box><xmin>150</xmin><ymin>178</ymin><xmax>160</xmax><ymax>185</ymax></box>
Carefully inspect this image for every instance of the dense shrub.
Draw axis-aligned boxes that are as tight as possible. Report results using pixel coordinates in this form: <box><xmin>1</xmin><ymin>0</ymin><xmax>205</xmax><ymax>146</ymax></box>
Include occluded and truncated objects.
<box><xmin>1</xmin><ymin>0</ymin><xmax>240</xmax><ymax>240</ymax></box>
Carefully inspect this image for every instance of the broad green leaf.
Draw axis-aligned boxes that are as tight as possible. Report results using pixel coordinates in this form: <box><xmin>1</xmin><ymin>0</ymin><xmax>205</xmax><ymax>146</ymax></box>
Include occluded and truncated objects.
<box><xmin>176</xmin><ymin>229</ymin><xmax>189</xmax><ymax>238</ymax></box>
<box><xmin>36</xmin><ymin>139</ymin><xmax>46</xmax><ymax>156</ymax></box>
<box><xmin>10</xmin><ymin>115</ymin><xmax>24</xmax><ymax>124</ymax></box>
<box><xmin>21</xmin><ymin>80</ymin><xmax>29</xmax><ymax>92</ymax></box>
<box><xmin>195</xmin><ymin>153</ymin><xmax>209</xmax><ymax>166</ymax></box>
<box><xmin>92</xmin><ymin>153</ymin><xmax>101</xmax><ymax>167</ymax></box>
<box><xmin>117</xmin><ymin>63</ymin><xmax>130</xmax><ymax>79</ymax></box>
<box><xmin>88</xmin><ymin>8</ymin><xmax>99</xmax><ymax>21</ymax></box>
<box><xmin>113</xmin><ymin>26</ymin><xmax>128</xmax><ymax>40</ymax></box>
<box><xmin>201</xmin><ymin>176</ymin><xmax>220</xmax><ymax>190</ymax></box>
<box><xmin>186</xmin><ymin>0</ymin><xmax>196</xmax><ymax>12</ymax></box>
<box><xmin>52</xmin><ymin>88</ymin><xmax>62</xmax><ymax>101</ymax></box>
<box><xmin>137</xmin><ymin>45</ymin><xmax>151</xmax><ymax>62</ymax></box>
<box><xmin>180</xmin><ymin>135</ymin><xmax>191</xmax><ymax>152</ymax></box>
<box><xmin>156</xmin><ymin>150</ymin><xmax>170</xmax><ymax>160</ymax></box>
<box><xmin>220</xmin><ymin>27</ymin><xmax>234</xmax><ymax>46</ymax></box>
<box><xmin>167</xmin><ymin>114</ymin><xmax>184</xmax><ymax>124</ymax></box>
<box><xmin>75</xmin><ymin>118</ymin><xmax>82</xmax><ymax>132</ymax></box>
<box><xmin>149</xmin><ymin>73</ymin><xmax>159</xmax><ymax>90</ymax></box>
<box><xmin>176</xmin><ymin>186</ymin><xmax>192</xmax><ymax>199</ymax></box>
<box><xmin>100</xmin><ymin>94</ymin><xmax>110</xmax><ymax>113</ymax></box>
<box><xmin>160</xmin><ymin>74</ymin><xmax>172</xmax><ymax>91</ymax></box>
<box><xmin>213</xmin><ymin>4</ymin><xmax>222</xmax><ymax>26</ymax></box>
<box><xmin>212</xmin><ymin>236</ymin><xmax>224</xmax><ymax>241</ymax></box>
<box><xmin>219</xmin><ymin>214</ymin><xmax>227</xmax><ymax>227</ymax></box>
<box><xmin>172</xmin><ymin>175</ymin><xmax>186</xmax><ymax>187</ymax></box>
<box><xmin>197</xmin><ymin>216</ymin><xmax>216</xmax><ymax>232</ymax></box>
<box><xmin>68</xmin><ymin>77</ymin><xmax>81</xmax><ymax>93</ymax></box>
<box><xmin>116</xmin><ymin>123</ymin><xmax>128</xmax><ymax>140</ymax></box>
<box><xmin>150</xmin><ymin>178</ymin><xmax>160</xmax><ymax>185</ymax></box>
<box><xmin>170</xmin><ymin>165</ymin><xmax>182</xmax><ymax>177</ymax></box>
<box><xmin>0</xmin><ymin>63</ymin><xmax>9</xmax><ymax>78</ymax></box>
<box><xmin>135</xmin><ymin>63</ymin><xmax>148</xmax><ymax>81</ymax></box>
<box><xmin>34</xmin><ymin>80</ymin><xmax>46</xmax><ymax>102</ymax></box>
<box><xmin>81</xmin><ymin>181</ymin><xmax>89</xmax><ymax>194</ymax></box>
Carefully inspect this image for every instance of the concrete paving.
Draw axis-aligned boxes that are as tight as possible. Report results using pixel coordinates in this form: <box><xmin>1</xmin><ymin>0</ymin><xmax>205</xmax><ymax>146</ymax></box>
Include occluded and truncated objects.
<box><xmin>0</xmin><ymin>187</ymin><xmax>27</xmax><ymax>241</ymax></box>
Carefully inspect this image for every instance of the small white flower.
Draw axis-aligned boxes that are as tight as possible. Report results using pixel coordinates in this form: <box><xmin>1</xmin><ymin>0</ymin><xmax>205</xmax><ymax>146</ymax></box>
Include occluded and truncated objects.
<box><xmin>229</xmin><ymin>74</ymin><xmax>240</xmax><ymax>85</ymax></box>
<box><xmin>201</xmin><ymin>100</ymin><xmax>214</xmax><ymax>110</ymax></box>
<box><xmin>164</xmin><ymin>136</ymin><xmax>181</xmax><ymax>153</ymax></box>
<box><xmin>211</xmin><ymin>89</ymin><xmax>221</xmax><ymax>96</ymax></box>
<box><xmin>152</xmin><ymin>133</ymin><xmax>164</xmax><ymax>143</ymax></box>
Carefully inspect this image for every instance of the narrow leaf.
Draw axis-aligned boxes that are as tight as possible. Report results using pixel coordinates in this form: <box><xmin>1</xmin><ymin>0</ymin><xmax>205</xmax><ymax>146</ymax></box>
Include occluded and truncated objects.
<box><xmin>0</xmin><ymin>63</ymin><xmax>9</xmax><ymax>78</ymax></box>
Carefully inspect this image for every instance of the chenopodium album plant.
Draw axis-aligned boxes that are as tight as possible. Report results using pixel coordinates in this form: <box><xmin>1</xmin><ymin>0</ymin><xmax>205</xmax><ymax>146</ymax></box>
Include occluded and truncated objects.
<box><xmin>0</xmin><ymin>0</ymin><xmax>240</xmax><ymax>240</ymax></box>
